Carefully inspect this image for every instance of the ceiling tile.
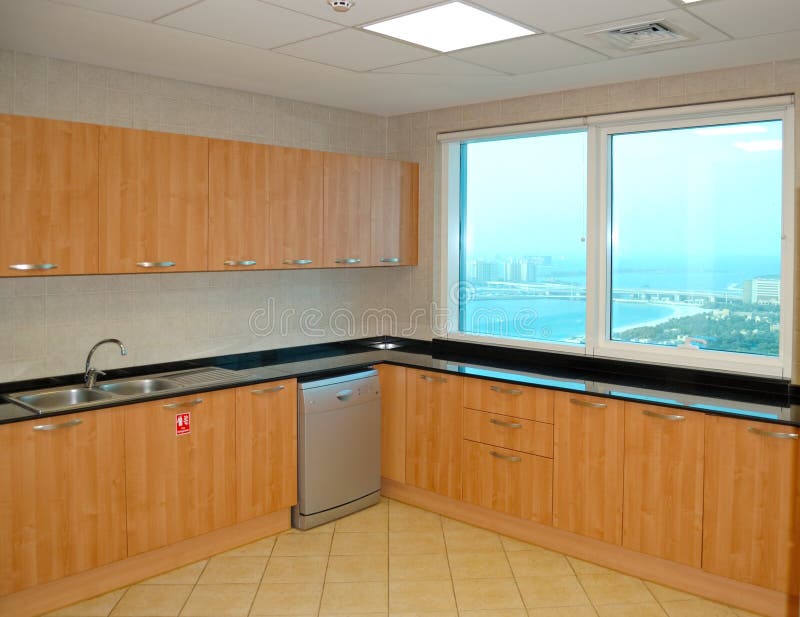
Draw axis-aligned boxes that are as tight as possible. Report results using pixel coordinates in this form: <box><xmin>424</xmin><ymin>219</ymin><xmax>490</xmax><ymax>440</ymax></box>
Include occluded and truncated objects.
<box><xmin>157</xmin><ymin>0</ymin><xmax>342</xmax><ymax>50</ymax></box>
<box><xmin>263</xmin><ymin>0</ymin><xmax>440</xmax><ymax>27</ymax></box>
<box><xmin>373</xmin><ymin>55</ymin><xmax>504</xmax><ymax>75</ymax></box>
<box><xmin>274</xmin><ymin>28</ymin><xmax>436</xmax><ymax>72</ymax></box>
<box><xmin>451</xmin><ymin>35</ymin><xmax>607</xmax><ymax>75</ymax></box>
<box><xmin>688</xmin><ymin>0</ymin><xmax>800</xmax><ymax>38</ymax></box>
<box><xmin>469</xmin><ymin>0</ymin><xmax>675</xmax><ymax>32</ymax></box>
<box><xmin>51</xmin><ymin>0</ymin><xmax>196</xmax><ymax>21</ymax></box>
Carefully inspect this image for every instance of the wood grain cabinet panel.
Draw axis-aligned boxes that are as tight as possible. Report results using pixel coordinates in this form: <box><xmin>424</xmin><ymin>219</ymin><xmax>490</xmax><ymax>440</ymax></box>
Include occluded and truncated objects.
<box><xmin>99</xmin><ymin>126</ymin><xmax>208</xmax><ymax>273</ymax></box>
<box><xmin>323</xmin><ymin>152</ymin><xmax>371</xmax><ymax>267</ymax></box>
<box><xmin>0</xmin><ymin>114</ymin><xmax>99</xmax><ymax>276</ymax></box>
<box><xmin>370</xmin><ymin>158</ymin><xmax>418</xmax><ymax>266</ymax></box>
<box><xmin>622</xmin><ymin>403</ymin><xmax>704</xmax><ymax>567</ymax></box>
<box><xmin>208</xmin><ymin>139</ymin><xmax>270</xmax><ymax>271</ymax></box>
<box><xmin>463</xmin><ymin>408</ymin><xmax>553</xmax><ymax>458</ymax></box>
<box><xmin>235</xmin><ymin>379</ymin><xmax>297</xmax><ymax>522</ymax></box>
<box><xmin>406</xmin><ymin>369</ymin><xmax>462</xmax><ymax>499</ymax></box>
<box><xmin>0</xmin><ymin>410</ymin><xmax>126</xmax><ymax>596</ymax></box>
<box><xmin>702</xmin><ymin>415</ymin><xmax>800</xmax><ymax>593</ymax></box>
<box><xmin>553</xmin><ymin>393</ymin><xmax>624</xmax><ymax>544</ymax></box>
<box><xmin>377</xmin><ymin>364</ymin><xmax>406</xmax><ymax>483</ymax></box>
<box><xmin>124</xmin><ymin>390</ymin><xmax>236</xmax><ymax>556</ymax></box>
<box><xmin>463</xmin><ymin>378</ymin><xmax>554</xmax><ymax>423</ymax></box>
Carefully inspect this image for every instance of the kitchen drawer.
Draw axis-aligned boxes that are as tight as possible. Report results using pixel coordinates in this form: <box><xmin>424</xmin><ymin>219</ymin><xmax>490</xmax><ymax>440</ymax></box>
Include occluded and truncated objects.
<box><xmin>463</xmin><ymin>407</ymin><xmax>553</xmax><ymax>458</ymax></box>
<box><xmin>462</xmin><ymin>440</ymin><xmax>552</xmax><ymax>524</ymax></box>
<box><xmin>463</xmin><ymin>378</ymin><xmax>553</xmax><ymax>423</ymax></box>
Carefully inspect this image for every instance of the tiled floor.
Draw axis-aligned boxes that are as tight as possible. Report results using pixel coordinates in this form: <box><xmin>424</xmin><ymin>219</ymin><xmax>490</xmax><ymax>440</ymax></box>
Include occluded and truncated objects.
<box><xmin>44</xmin><ymin>499</ymin><xmax>765</xmax><ymax>617</ymax></box>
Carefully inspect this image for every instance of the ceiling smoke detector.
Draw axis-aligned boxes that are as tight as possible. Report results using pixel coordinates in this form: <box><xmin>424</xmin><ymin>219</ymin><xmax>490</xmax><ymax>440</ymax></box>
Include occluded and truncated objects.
<box><xmin>328</xmin><ymin>0</ymin><xmax>354</xmax><ymax>12</ymax></box>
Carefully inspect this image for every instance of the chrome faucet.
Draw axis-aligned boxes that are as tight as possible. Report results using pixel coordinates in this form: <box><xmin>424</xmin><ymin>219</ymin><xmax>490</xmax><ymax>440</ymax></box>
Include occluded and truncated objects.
<box><xmin>85</xmin><ymin>338</ymin><xmax>127</xmax><ymax>388</ymax></box>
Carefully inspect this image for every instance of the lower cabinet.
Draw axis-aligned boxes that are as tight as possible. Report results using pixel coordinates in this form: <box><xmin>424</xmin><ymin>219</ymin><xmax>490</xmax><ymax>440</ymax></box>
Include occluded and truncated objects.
<box><xmin>377</xmin><ymin>364</ymin><xmax>406</xmax><ymax>483</ymax></box>
<box><xmin>0</xmin><ymin>410</ymin><xmax>126</xmax><ymax>595</ymax></box>
<box><xmin>124</xmin><ymin>390</ymin><xmax>237</xmax><ymax>556</ymax></box>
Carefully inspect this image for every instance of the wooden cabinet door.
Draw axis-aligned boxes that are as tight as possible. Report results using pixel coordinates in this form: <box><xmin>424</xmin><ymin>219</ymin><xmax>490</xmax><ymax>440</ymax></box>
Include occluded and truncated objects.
<box><xmin>553</xmin><ymin>393</ymin><xmax>624</xmax><ymax>544</ymax></box>
<box><xmin>377</xmin><ymin>364</ymin><xmax>406</xmax><ymax>483</ymax></box>
<box><xmin>703</xmin><ymin>416</ymin><xmax>800</xmax><ymax>593</ymax></box>
<box><xmin>0</xmin><ymin>410</ymin><xmax>126</xmax><ymax>595</ymax></box>
<box><xmin>323</xmin><ymin>152</ymin><xmax>371</xmax><ymax>267</ymax></box>
<box><xmin>623</xmin><ymin>403</ymin><xmax>704</xmax><ymax>567</ymax></box>
<box><xmin>208</xmin><ymin>139</ymin><xmax>269</xmax><ymax>271</ymax></box>
<box><xmin>405</xmin><ymin>369</ymin><xmax>462</xmax><ymax>499</ymax></box>
<box><xmin>99</xmin><ymin>126</ymin><xmax>208</xmax><ymax>273</ymax></box>
<box><xmin>124</xmin><ymin>390</ymin><xmax>236</xmax><ymax>556</ymax></box>
<box><xmin>268</xmin><ymin>146</ymin><xmax>324</xmax><ymax>269</ymax></box>
<box><xmin>236</xmin><ymin>379</ymin><xmax>297</xmax><ymax>522</ymax></box>
<box><xmin>0</xmin><ymin>114</ymin><xmax>98</xmax><ymax>276</ymax></box>
<box><xmin>370</xmin><ymin>158</ymin><xmax>418</xmax><ymax>266</ymax></box>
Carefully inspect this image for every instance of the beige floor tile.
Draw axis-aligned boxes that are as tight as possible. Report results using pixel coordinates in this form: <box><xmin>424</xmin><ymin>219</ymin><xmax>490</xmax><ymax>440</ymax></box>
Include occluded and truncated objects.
<box><xmin>144</xmin><ymin>561</ymin><xmax>208</xmax><ymax>585</ymax></box>
<box><xmin>390</xmin><ymin>553</ymin><xmax>452</xmax><ymax>581</ymax></box>
<box><xmin>527</xmin><ymin>608</ymin><xmax>598</xmax><ymax>617</ymax></box>
<box><xmin>45</xmin><ymin>588</ymin><xmax>127</xmax><ymax>616</ymax></box>
<box><xmin>643</xmin><ymin>582</ymin><xmax>698</xmax><ymax>603</ymax></box>
<box><xmin>506</xmin><ymin>548</ymin><xmax>572</xmax><ymax>578</ymax></box>
<box><xmin>196</xmin><ymin>556</ymin><xmax>267</xmax><ymax>584</ymax></box>
<box><xmin>389</xmin><ymin>502</ymin><xmax>443</xmax><ymax>532</ymax></box>
<box><xmin>263</xmin><ymin>556</ymin><xmax>328</xmax><ymax>583</ymax></box>
<box><xmin>595</xmin><ymin>603</ymin><xmax>667</xmax><ymax>617</ymax></box>
<box><xmin>661</xmin><ymin>599</ymin><xmax>738</xmax><ymax>617</ymax></box>
<box><xmin>389</xmin><ymin>580</ymin><xmax>457</xmax><ymax>612</ymax></box>
<box><xmin>331</xmin><ymin>531</ymin><xmax>389</xmax><ymax>555</ymax></box>
<box><xmin>110</xmin><ymin>585</ymin><xmax>193</xmax><ymax>617</ymax></box>
<box><xmin>319</xmin><ymin>581</ymin><xmax>388</xmax><ymax>614</ymax></box>
<box><xmin>221</xmin><ymin>536</ymin><xmax>276</xmax><ymax>557</ymax></box>
<box><xmin>325</xmin><ymin>554</ymin><xmax>388</xmax><ymax>582</ymax></box>
<box><xmin>460</xmin><ymin>610</ymin><xmax>528</xmax><ymax>617</ymax></box>
<box><xmin>565</xmin><ymin>558</ymin><xmax>614</xmax><ymax>576</ymax></box>
<box><xmin>272</xmin><ymin>532</ymin><xmax>333</xmax><ymax>556</ymax></box>
<box><xmin>442</xmin><ymin>520</ymin><xmax>502</xmax><ymax>553</ymax></box>
<box><xmin>250</xmin><ymin>582</ymin><xmax>323</xmax><ymax>616</ymax></box>
<box><xmin>285</xmin><ymin>521</ymin><xmax>336</xmax><ymax>534</ymax></box>
<box><xmin>501</xmin><ymin>536</ymin><xmax>543</xmax><ymax>552</ymax></box>
<box><xmin>577</xmin><ymin>572</ymin><xmax>654</xmax><ymax>606</ymax></box>
<box><xmin>452</xmin><ymin>578</ymin><xmax>524</xmax><ymax>611</ymax></box>
<box><xmin>731</xmin><ymin>609</ymin><xmax>769</xmax><ymax>617</ymax></box>
<box><xmin>389</xmin><ymin>531</ymin><xmax>446</xmax><ymax>555</ymax></box>
<box><xmin>515</xmin><ymin>576</ymin><xmax>591</xmax><ymax>609</ymax></box>
<box><xmin>179</xmin><ymin>583</ymin><xmax>257</xmax><ymax>616</ymax></box>
<box><xmin>389</xmin><ymin>612</ymin><xmax>457</xmax><ymax>617</ymax></box>
<box><xmin>335</xmin><ymin>504</ymin><xmax>389</xmax><ymax>533</ymax></box>
<box><xmin>448</xmin><ymin>551</ymin><xmax>512</xmax><ymax>579</ymax></box>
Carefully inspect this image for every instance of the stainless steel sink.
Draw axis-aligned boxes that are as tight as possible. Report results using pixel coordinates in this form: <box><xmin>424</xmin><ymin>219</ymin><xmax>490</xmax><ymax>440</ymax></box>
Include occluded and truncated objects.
<box><xmin>14</xmin><ymin>388</ymin><xmax>114</xmax><ymax>412</ymax></box>
<box><xmin>98</xmin><ymin>378</ymin><xmax>178</xmax><ymax>396</ymax></box>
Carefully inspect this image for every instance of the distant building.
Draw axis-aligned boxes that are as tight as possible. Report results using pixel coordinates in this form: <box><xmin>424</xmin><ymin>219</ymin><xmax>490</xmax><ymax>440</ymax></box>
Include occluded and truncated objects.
<box><xmin>743</xmin><ymin>276</ymin><xmax>780</xmax><ymax>304</ymax></box>
<box><xmin>475</xmin><ymin>260</ymin><xmax>501</xmax><ymax>283</ymax></box>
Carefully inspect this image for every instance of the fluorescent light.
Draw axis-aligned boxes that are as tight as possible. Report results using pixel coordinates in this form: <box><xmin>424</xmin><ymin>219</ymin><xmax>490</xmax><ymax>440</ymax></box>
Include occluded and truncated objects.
<box><xmin>735</xmin><ymin>140</ymin><xmax>782</xmax><ymax>152</ymax></box>
<box><xmin>363</xmin><ymin>2</ymin><xmax>535</xmax><ymax>53</ymax></box>
<box><xmin>681</xmin><ymin>0</ymin><xmax>705</xmax><ymax>3</ymax></box>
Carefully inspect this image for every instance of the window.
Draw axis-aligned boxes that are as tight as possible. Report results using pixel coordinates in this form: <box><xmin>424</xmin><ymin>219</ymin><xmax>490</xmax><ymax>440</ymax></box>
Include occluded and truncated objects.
<box><xmin>440</xmin><ymin>98</ymin><xmax>795</xmax><ymax>377</ymax></box>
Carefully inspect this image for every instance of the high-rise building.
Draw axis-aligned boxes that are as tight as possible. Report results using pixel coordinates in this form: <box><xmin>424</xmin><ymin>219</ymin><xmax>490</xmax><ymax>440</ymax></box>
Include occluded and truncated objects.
<box><xmin>743</xmin><ymin>276</ymin><xmax>780</xmax><ymax>304</ymax></box>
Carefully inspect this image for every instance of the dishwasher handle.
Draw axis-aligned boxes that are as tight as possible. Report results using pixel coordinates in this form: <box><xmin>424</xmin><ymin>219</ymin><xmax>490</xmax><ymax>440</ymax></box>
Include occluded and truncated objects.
<box><xmin>336</xmin><ymin>389</ymin><xmax>353</xmax><ymax>401</ymax></box>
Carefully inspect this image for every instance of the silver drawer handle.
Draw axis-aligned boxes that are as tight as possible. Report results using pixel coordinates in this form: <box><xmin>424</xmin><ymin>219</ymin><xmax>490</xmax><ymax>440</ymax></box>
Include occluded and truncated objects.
<box><xmin>9</xmin><ymin>263</ymin><xmax>58</xmax><ymax>271</ymax></box>
<box><xmin>490</xmin><ymin>451</ymin><xmax>522</xmax><ymax>463</ymax></box>
<box><xmin>570</xmin><ymin>398</ymin><xmax>607</xmax><ymax>409</ymax></box>
<box><xmin>334</xmin><ymin>258</ymin><xmax>361</xmax><ymax>264</ymax></box>
<box><xmin>380</xmin><ymin>257</ymin><xmax>401</xmax><ymax>263</ymax></box>
<box><xmin>251</xmin><ymin>385</ymin><xmax>285</xmax><ymax>395</ymax></box>
<box><xmin>163</xmin><ymin>398</ymin><xmax>203</xmax><ymax>409</ymax></box>
<box><xmin>282</xmin><ymin>259</ymin><xmax>312</xmax><ymax>265</ymax></box>
<box><xmin>642</xmin><ymin>409</ymin><xmax>685</xmax><ymax>422</ymax></box>
<box><xmin>489</xmin><ymin>418</ymin><xmax>523</xmax><ymax>429</ymax></box>
<box><xmin>420</xmin><ymin>374</ymin><xmax>447</xmax><ymax>383</ymax></box>
<box><xmin>747</xmin><ymin>426</ymin><xmax>799</xmax><ymax>440</ymax></box>
<box><xmin>490</xmin><ymin>385</ymin><xmax>523</xmax><ymax>396</ymax></box>
<box><xmin>137</xmin><ymin>261</ymin><xmax>176</xmax><ymax>268</ymax></box>
<box><xmin>223</xmin><ymin>260</ymin><xmax>257</xmax><ymax>267</ymax></box>
<box><xmin>33</xmin><ymin>418</ymin><xmax>82</xmax><ymax>431</ymax></box>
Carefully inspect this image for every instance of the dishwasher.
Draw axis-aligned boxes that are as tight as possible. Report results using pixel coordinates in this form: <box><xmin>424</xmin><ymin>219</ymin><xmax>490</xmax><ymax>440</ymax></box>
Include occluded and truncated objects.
<box><xmin>292</xmin><ymin>368</ymin><xmax>381</xmax><ymax>530</ymax></box>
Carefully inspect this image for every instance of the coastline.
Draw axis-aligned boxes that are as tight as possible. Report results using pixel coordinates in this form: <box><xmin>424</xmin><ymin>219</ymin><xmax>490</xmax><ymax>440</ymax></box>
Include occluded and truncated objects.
<box><xmin>612</xmin><ymin>302</ymin><xmax>708</xmax><ymax>334</ymax></box>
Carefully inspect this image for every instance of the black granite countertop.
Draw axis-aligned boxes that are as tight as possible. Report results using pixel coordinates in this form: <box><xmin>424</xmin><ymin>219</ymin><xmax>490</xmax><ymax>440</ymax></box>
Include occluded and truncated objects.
<box><xmin>1</xmin><ymin>337</ymin><xmax>799</xmax><ymax>427</ymax></box>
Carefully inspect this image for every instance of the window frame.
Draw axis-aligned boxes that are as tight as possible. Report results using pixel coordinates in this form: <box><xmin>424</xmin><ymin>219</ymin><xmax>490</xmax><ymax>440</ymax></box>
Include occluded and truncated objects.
<box><xmin>438</xmin><ymin>97</ymin><xmax>795</xmax><ymax>378</ymax></box>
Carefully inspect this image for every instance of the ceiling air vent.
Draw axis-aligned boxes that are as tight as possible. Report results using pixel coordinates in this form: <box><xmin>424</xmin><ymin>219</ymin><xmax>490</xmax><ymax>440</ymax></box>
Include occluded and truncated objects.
<box><xmin>600</xmin><ymin>21</ymin><xmax>689</xmax><ymax>50</ymax></box>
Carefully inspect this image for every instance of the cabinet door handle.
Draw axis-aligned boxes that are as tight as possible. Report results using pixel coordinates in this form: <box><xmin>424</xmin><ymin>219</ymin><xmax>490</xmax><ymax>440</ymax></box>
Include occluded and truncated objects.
<box><xmin>569</xmin><ymin>398</ymin><xmax>607</xmax><ymax>409</ymax></box>
<box><xmin>282</xmin><ymin>259</ymin><xmax>312</xmax><ymax>265</ymax></box>
<box><xmin>334</xmin><ymin>258</ymin><xmax>361</xmax><ymax>264</ymax></box>
<box><xmin>33</xmin><ymin>418</ymin><xmax>82</xmax><ymax>431</ymax></box>
<box><xmin>223</xmin><ymin>260</ymin><xmax>257</xmax><ymax>267</ymax></box>
<box><xmin>747</xmin><ymin>426</ymin><xmax>799</xmax><ymax>440</ymax></box>
<box><xmin>251</xmin><ymin>385</ymin><xmax>285</xmax><ymax>395</ymax></box>
<box><xmin>642</xmin><ymin>409</ymin><xmax>685</xmax><ymax>422</ymax></box>
<box><xmin>490</xmin><ymin>451</ymin><xmax>522</xmax><ymax>463</ymax></box>
<box><xmin>490</xmin><ymin>385</ymin><xmax>523</xmax><ymax>396</ymax></box>
<box><xmin>136</xmin><ymin>261</ymin><xmax>176</xmax><ymax>268</ymax></box>
<box><xmin>163</xmin><ymin>398</ymin><xmax>203</xmax><ymax>409</ymax></box>
<box><xmin>9</xmin><ymin>263</ymin><xmax>58</xmax><ymax>271</ymax></box>
<box><xmin>490</xmin><ymin>418</ymin><xmax>522</xmax><ymax>429</ymax></box>
<box><xmin>380</xmin><ymin>257</ymin><xmax>401</xmax><ymax>263</ymax></box>
<box><xmin>420</xmin><ymin>374</ymin><xmax>447</xmax><ymax>383</ymax></box>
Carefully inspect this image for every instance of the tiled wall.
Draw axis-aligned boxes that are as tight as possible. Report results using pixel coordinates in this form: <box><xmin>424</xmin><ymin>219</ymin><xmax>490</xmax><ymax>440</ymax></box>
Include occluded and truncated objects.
<box><xmin>0</xmin><ymin>49</ymin><xmax>399</xmax><ymax>383</ymax></box>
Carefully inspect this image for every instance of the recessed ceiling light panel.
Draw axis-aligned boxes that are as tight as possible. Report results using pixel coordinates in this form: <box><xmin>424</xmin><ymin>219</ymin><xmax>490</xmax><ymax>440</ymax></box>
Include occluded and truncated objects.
<box><xmin>363</xmin><ymin>2</ymin><xmax>536</xmax><ymax>53</ymax></box>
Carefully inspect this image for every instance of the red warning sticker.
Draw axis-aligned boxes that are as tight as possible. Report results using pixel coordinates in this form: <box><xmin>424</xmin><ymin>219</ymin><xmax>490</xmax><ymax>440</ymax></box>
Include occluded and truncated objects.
<box><xmin>176</xmin><ymin>412</ymin><xmax>191</xmax><ymax>436</ymax></box>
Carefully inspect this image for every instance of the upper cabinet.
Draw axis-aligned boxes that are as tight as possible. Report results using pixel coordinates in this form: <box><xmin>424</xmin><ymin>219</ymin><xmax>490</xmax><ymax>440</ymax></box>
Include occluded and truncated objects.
<box><xmin>371</xmin><ymin>159</ymin><xmax>418</xmax><ymax>266</ymax></box>
<box><xmin>99</xmin><ymin>127</ymin><xmax>209</xmax><ymax>273</ymax></box>
<box><xmin>323</xmin><ymin>152</ymin><xmax>372</xmax><ymax>267</ymax></box>
<box><xmin>0</xmin><ymin>114</ymin><xmax>99</xmax><ymax>276</ymax></box>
